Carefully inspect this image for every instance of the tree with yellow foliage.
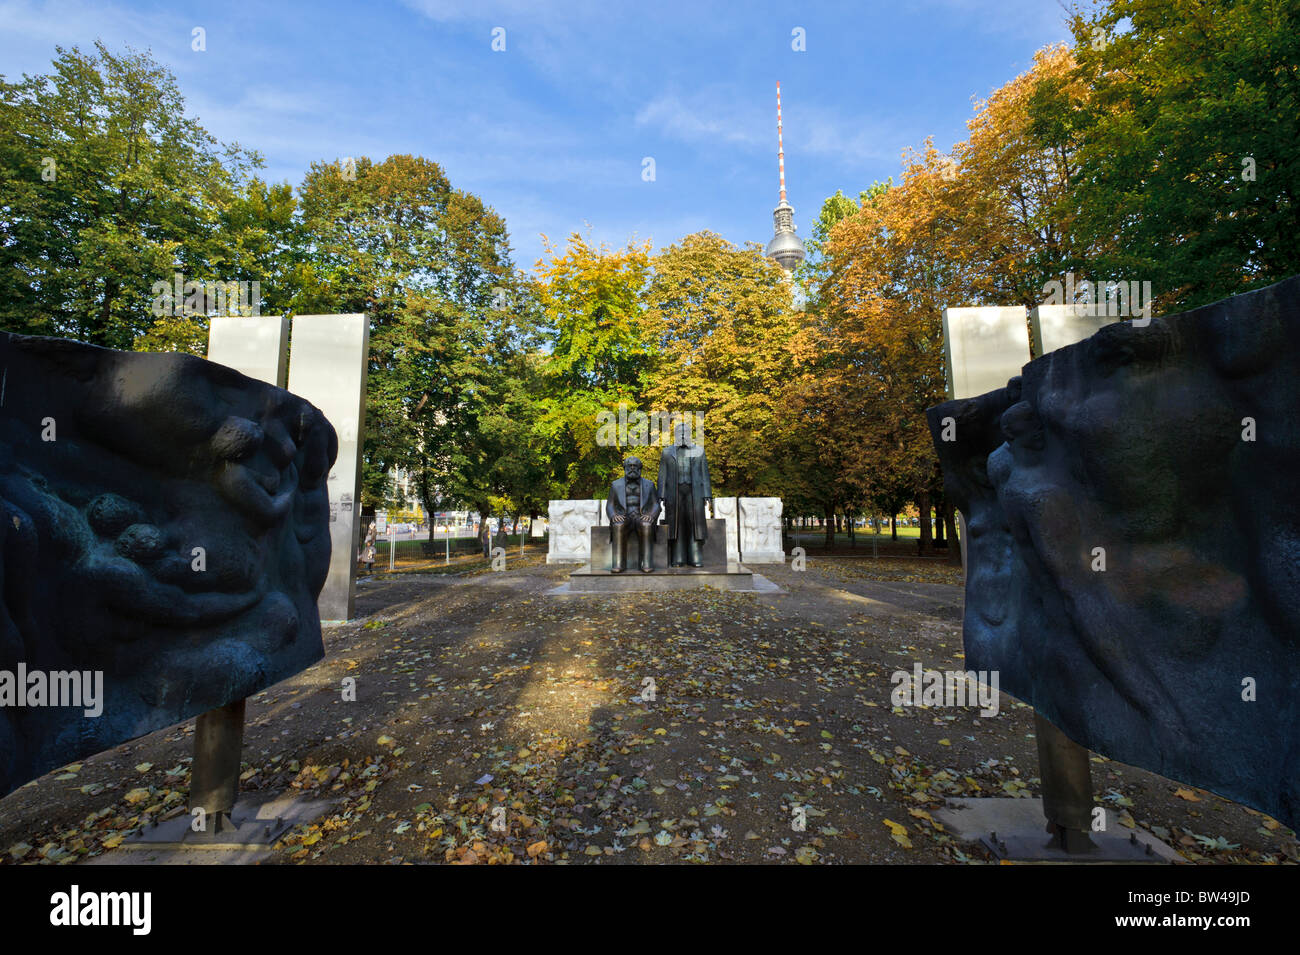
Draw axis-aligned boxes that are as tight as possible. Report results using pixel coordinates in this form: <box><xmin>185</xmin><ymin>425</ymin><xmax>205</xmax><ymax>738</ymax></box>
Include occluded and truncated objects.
<box><xmin>818</xmin><ymin>143</ymin><xmax>969</xmax><ymax>550</ymax></box>
<box><xmin>641</xmin><ymin>232</ymin><xmax>804</xmax><ymax>497</ymax></box>
<box><xmin>534</xmin><ymin>233</ymin><xmax>654</xmax><ymax>498</ymax></box>
<box><xmin>953</xmin><ymin>44</ymin><xmax>1090</xmax><ymax>309</ymax></box>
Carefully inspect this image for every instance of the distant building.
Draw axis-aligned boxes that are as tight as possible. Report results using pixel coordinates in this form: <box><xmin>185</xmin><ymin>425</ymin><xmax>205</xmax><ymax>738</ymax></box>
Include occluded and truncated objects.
<box><xmin>765</xmin><ymin>81</ymin><xmax>806</xmax><ymax>272</ymax></box>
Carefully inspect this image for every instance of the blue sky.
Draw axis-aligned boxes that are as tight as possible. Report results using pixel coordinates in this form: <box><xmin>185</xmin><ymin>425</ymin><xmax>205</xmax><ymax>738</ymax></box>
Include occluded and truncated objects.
<box><xmin>1</xmin><ymin>0</ymin><xmax>1074</xmax><ymax>273</ymax></box>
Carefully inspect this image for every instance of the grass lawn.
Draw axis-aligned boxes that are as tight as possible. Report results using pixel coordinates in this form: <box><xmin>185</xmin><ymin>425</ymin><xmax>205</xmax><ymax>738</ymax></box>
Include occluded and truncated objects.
<box><xmin>790</xmin><ymin>526</ymin><xmax>956</xmax><ymax>543</ymax></box>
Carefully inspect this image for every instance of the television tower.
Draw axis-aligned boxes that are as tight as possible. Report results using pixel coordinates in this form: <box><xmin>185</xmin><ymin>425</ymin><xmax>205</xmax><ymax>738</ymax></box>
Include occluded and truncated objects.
<box><xmin>765</xmin><ymin>81</ymin><xmax>806</xmax><ymax>271</ymax></box>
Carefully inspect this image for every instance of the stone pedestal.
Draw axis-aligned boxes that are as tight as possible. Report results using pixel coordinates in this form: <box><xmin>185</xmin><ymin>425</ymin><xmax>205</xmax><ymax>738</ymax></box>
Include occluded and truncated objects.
<box><xmin>569</xmin><ymin>518</ymin><xmax>759</xmax><ymax>592</ymax></box>
<box><xmin>567</xmin><ymin>563</ymin><xmax>756</xmax><ymax>593</ymax></box>
<box><xmin>547</xmin><ymin>496</ymin><xmax>789</xmax><ymax>565</ymax></box>
<box><xmin>588</xmin><ymin>519</ymin><xmax>728</xmax><ymax>572</ymax></box>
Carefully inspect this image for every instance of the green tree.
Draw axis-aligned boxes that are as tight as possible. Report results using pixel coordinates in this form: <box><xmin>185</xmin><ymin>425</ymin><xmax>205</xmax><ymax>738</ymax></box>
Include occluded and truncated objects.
<box><xmin>797</xmin><ymin>183</ymin><xmax>890</xmax><ymax>313</ymax></box>
<box><xmin>1063</xmin><ymin>0</ymin><xmax>1300</xmax><ymax>310</ymax></box>
<box><xmin>291</xmin><ymin>154</ymin><xmax>525</xmax><ymax>521</ymax></box>
<box><xmin>476</xmin><ymin>350</ymin><xmax>552</xmax><ymax>528</ymax></box>
<box><xmin>135</xmin><ymin>175</ymin><xmax>300</xmax><ymax>354</ymax></box>
<box><xmin>0</xmin><ymin>42</ymin><xmax>264</xmax><ymax>349</ymax></box>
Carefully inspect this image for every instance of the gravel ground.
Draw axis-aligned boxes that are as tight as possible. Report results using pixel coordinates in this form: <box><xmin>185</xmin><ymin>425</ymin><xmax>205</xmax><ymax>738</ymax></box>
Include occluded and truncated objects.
<box><xmin>2</xmin><ymin>557</ymin><xmax>1294</xmax><ymax>865</ymax></box>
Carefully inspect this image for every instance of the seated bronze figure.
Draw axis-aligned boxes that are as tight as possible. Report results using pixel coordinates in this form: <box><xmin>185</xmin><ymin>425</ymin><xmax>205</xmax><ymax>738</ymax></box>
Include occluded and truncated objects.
<box><xmin>607</xmin><ymin>457</ymin><xmax>660</xmax><ymax>573</ymax></box>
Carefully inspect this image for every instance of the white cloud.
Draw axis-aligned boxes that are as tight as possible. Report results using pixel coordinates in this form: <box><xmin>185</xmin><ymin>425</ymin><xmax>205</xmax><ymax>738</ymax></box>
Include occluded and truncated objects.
<box><xmin>634</xmin><ymin>91</ymin><xmax>764</xmax><ymax>148</ymax></box>
<box><xmin>0</xmin><ymin>0</ymin><xmax>191</xmax><ymax>76</ymax></box>
<box><xmin>913</xmin><ymin>0</ymin><xmax>1074</xmax><ymax>42</ymax></box>
<box><xmin>634</xmin><ymin>87</ymin><xmax>924</xmax><ymax>167</ymax></box>
<box><xmin>398</xmin><ymin>0</ymin><xmax>589</xmax><ymax>23</ymax></box>
<box><xmin>238</xmin><ymin>87</ymin><xmax>323</xmax><ymax>116</ymax></box>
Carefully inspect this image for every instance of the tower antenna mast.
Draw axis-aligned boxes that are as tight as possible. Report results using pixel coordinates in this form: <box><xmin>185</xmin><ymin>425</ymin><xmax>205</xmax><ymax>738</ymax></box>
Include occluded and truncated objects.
<box><xmin>765</xmin><ymin>81</ymin><xmax>806</xmax><ymax>271</ymax></box>
<box><xmin>777</xmin><ymin>81</ymin><xmax>788</xmax><ymax>204</ymax></box>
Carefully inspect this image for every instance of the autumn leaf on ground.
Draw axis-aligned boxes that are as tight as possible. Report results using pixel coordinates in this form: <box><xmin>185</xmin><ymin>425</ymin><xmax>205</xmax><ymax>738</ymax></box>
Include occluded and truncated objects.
<box><xmin>795</xmin><ymin>845</ymin><xmax>819</xmax><ymax>864</ymax></box>
<box><xmin>883</xmin><ymin>819</ymin><xmax>913</xmax><ymax>848</ymax></box>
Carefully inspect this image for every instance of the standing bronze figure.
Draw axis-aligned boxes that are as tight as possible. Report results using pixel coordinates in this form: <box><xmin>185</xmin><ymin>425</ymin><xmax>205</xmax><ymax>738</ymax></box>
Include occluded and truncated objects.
<box><xmin>657</xmin><ymin>422</ymin><xmax>713</xmax><ymax>567</ymax></box>
<box><xmin>607</xmin><ymin>456</ymin><xmax>660</xmax><ymax>573</ymax></box>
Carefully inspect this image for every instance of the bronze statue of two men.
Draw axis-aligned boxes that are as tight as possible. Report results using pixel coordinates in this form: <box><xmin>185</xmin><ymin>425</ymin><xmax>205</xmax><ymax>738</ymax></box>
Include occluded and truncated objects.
<box><xmin>607</xmin><ymin>423</ymin><xmax>713</xmax><ymax>573</ymax></box>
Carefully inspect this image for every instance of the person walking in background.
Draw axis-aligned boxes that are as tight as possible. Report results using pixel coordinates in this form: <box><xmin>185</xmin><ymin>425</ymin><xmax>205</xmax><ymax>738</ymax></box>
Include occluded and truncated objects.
<box><xmin>360</xmin><ymin>520</ymin><xmax>377</xmax><ymax>573</ymax></box>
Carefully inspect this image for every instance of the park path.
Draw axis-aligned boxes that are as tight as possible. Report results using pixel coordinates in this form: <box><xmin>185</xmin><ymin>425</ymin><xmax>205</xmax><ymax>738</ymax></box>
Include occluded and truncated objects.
<box><xmin>1</xmin><ymin>558</ymin><xmax>1290</xmax><ymax>865</ymax></box>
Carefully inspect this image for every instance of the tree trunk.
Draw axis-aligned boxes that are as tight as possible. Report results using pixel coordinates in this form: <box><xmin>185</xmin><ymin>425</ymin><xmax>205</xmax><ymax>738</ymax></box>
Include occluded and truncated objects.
<box><xmin>945</xmin><ymin>502</ymin><xmax>962</xmax><ymax>566</ymax></box>
<box><xmin>824</xmin><ymin>506</ymin><xmax>834</xmax><ymax>547</ymax></box>
<box><xmin>917</xmin><ymin>490</ymin><xmax>932</xmax><ymax>555</ymax></box>
<box><xmin>891</xmin><ymin>513</ymin><xmax>898</xmax><ymax>541</ymax></box>
<box><xmin>920</xmin><ymin>488</ymin><xmax>930</xmax><ymax>548</ymax></box>
<box><xmin>419</xmin><ymin>454</ymin><xmax>436</xmax><ymax>542</ymax></box>
<box><xmin>478</xmin><ymin>506</ymin><xmax>493</xmax><ymax>558</ymax></box>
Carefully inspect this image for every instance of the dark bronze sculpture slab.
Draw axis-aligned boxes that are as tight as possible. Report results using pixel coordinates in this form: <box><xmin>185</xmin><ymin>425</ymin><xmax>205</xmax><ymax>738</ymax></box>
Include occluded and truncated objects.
<box><xmin>927</xmin><ymin>275</ymin><xmax>1300</xmax><ymax>827</ymax></box>
<box><xmin>0</xmin><ymin>332</ymin><xmax>337</xmax><ymax>797</ymax></box>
